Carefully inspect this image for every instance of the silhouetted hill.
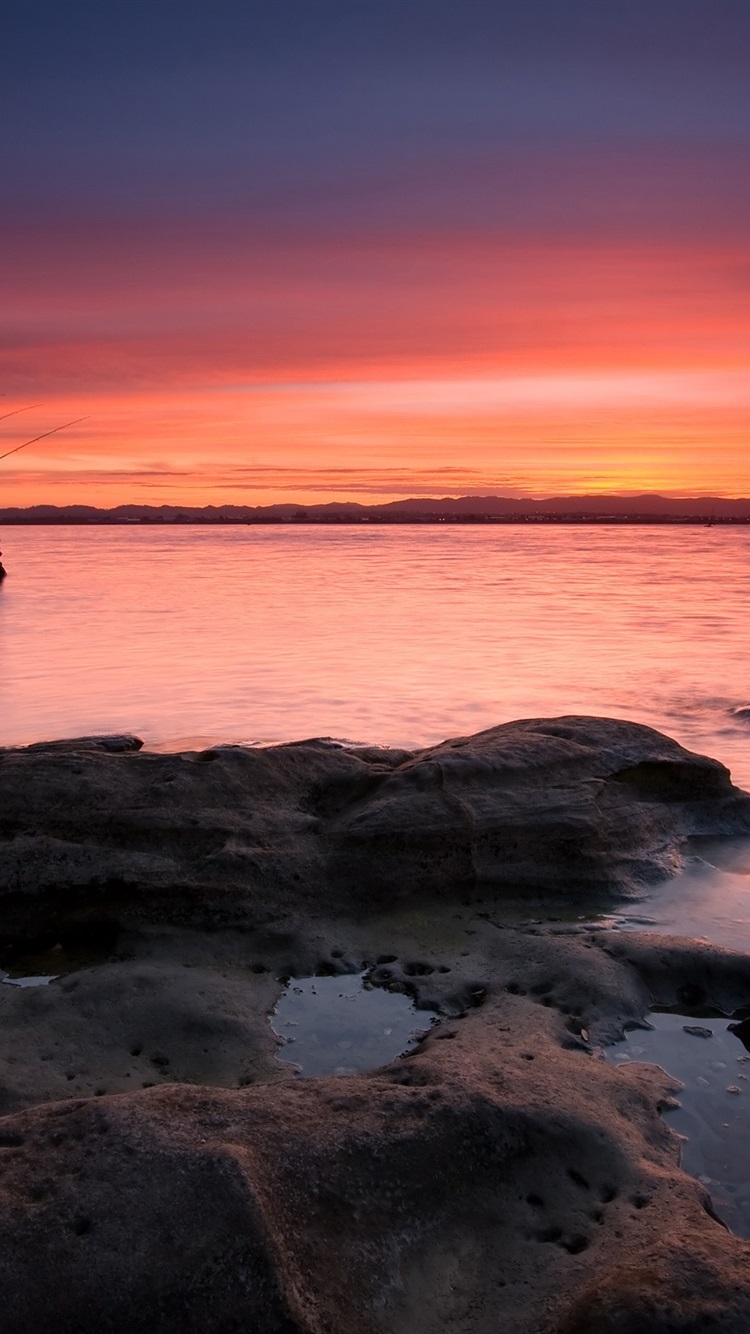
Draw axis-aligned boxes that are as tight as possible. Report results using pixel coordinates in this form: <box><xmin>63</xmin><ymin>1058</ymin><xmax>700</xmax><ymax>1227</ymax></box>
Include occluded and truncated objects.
<box><xmin>1</xmin><ymin>496</ymin><xmax>749</xmax><ymax>524</ymax></box>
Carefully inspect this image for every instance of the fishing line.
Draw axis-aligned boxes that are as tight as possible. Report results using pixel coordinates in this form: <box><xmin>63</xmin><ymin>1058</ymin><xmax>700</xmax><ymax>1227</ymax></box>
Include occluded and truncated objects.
<box><xmin>0</xmin><ymin>417</ymin><xmax>89</xmax><ymax>462</ymax></box>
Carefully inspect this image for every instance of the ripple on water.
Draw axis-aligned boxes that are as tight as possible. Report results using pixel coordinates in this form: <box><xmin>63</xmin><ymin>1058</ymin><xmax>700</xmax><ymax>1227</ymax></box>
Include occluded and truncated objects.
<box><xmin>270</xmin><ymin>972</ymin><xmax>437</xmax><ymax>1077</ymax></box>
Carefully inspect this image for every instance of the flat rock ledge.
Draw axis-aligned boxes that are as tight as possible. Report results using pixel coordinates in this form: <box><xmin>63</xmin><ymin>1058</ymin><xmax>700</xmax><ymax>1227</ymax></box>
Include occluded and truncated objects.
<box><xmin>1</xmin><ymin>716</ymin><xmax>750</xmax><ymax>1333</ymax></box>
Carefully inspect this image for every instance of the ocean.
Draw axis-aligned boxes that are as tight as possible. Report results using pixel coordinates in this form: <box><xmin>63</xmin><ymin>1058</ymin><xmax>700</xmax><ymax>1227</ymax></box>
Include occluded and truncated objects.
<box><xmin>1</xmin><ymin>522</ymin><xmax>748</xmax><ymax>786</ymax></box>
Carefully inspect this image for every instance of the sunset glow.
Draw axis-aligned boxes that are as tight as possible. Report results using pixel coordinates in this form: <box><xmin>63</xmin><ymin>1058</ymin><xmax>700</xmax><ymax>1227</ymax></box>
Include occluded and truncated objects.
<box><xmin>2</xmin><ymin>4</ymin><xmax>750</xmax><ymax>506</ymax></box>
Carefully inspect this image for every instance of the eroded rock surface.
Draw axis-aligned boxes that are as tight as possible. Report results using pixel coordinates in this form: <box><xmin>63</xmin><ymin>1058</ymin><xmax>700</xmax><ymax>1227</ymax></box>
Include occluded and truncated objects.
<box><xmin>1</xmin><ymin>716</ymin><xmax>748</xmax><ymax>930</ymax></box>
<box><xmin>2</xmin><ymin>717</ymin><xmax>750</xmax><ymax>1332</ymax></box>
<box><xmin>3</xmin><ymin>986</ymin><xmax>750</xmax><ymax>1334</ymax></box>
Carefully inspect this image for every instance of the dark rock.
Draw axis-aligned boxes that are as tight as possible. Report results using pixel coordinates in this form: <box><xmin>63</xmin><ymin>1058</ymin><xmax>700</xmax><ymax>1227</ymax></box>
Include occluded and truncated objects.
<box><xmin>2</xmin><ymin>1017</ymin><xmax>749</xmax><ymax>1334</ymax></box>
<box><xmin>1</xmin><ymin>719</ymin><xmax>750</xmax><ymax>1331</ymax></box>
<box><xmin>326</xmin><ymin>718</ymin><xmax>750</xmax><ymax>902</ymax></box>
<box><xmin>728</xmin><ymin>1017</ymin><xmax>750</xmax><ymax>1051</ymax></box>
<box><xmin>1</xmin><ymin>718</ymin><xmax>747</xmax><ymax>932</ymax></box>
<box><xmin>23</xmin><ymin>734</ymin><xmax>144</xmax><ymax>753</ymax></box>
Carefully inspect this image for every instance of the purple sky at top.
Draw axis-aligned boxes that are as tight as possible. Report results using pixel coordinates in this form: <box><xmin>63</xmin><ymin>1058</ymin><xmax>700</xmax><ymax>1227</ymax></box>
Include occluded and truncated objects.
<box><xmin>3</xmin><ymin>0</ymin><xmax>750</xmax><ymax>233</ymax></box>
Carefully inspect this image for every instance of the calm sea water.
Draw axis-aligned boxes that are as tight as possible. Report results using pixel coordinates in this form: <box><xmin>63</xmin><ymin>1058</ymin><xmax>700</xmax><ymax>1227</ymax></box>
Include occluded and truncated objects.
<box><xmin>0</xmin><ymin>524</ymin><xmax>748</xmax><ymax>784</ymax></box>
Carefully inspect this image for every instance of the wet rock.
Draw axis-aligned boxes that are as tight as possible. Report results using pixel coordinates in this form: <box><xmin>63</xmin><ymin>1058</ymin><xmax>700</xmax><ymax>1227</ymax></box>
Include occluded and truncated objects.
<box><xmin>23</xmin><ymin>734</ymin><xmax>144</xmax><ymax>753</ymax></box>
<box><xmin>327</xmin><ymin>717</ymin><xmax>750</xmax><ymax>902</ymax></box>
<box><xmin>1</xmin><ymin>719</ymin><xmax>749</xmax><ymax>1330</ymax></box>
<box><xmin>683</xmin><ymin>1025</ymin><xmax>713</xmax><ymax>1038</ymax></box>
<box><xmin>1</xmin><ymin>1016</ymin><xmax>749</xmax><ymax>1334</ymax></box>
<box><xmin>728</xmin><ymin>1017</ymin><xmax>750</xmax><ymax>1051</ymax></box>
<box><xmin>1</xmin><ymin>717</ymin><xmax>747</xmax><ymax>930</ymax></box>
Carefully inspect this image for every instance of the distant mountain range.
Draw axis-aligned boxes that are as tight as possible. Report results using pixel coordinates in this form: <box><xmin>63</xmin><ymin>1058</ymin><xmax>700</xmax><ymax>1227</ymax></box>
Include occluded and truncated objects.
<box><xmin>1</xmin><ymin>495</ymin><xmax>749</xmax><ymax>523</ymax></box>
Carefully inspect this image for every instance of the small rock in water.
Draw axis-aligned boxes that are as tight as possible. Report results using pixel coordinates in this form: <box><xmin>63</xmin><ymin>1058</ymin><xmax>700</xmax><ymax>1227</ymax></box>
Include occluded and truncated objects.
<box><xmin>683</xmin><ymin>1025</ymin><xmax>713</xmax><ymax>1039</ymax></box>
<box><xmin>731</xmin><ymin>705</ymin><xmax>750</xmax><ymax>721</ymax></box>
<box><xmin>726</xmin><ymin>1085</ymin><xmax>742</xmax><ymax>1095</ymax></box>
<box><xmin>728</xmin><ymin>1018</ymin><xmax>750</xmax><ymax>1048</ymax></box>
<box><xmin>25</xmin><ymin>734</ymin><xmax>144</xmax><ymax>753</ymax></box>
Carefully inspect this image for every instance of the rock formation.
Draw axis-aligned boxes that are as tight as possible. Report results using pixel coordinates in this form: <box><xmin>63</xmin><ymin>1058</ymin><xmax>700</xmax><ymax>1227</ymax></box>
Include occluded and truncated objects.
<box><xmin>1</xmin><ymin>716</ymin><xmax>747</xmax><ymax>929</ymax></box>
<box><xmin>1</xmin><ymin>717</ymin><xmax>750</xmax><ymax>1332</ymax></box>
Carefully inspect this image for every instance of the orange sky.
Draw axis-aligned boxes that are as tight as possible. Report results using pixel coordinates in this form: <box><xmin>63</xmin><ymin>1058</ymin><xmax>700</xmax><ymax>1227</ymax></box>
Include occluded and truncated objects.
<box><xmin>2</xmin><ymin>229</ymin><xmax>749</xmax><ymax>506</ymax></box>
<box><xmin>5</xmin><ymin>3</ymin><xmax>750</xmax><ymax>507</ymax></box>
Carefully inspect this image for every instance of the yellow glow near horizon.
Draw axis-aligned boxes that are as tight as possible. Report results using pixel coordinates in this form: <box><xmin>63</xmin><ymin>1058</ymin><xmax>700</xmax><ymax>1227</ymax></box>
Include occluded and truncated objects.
<box><xmin>2</xmin><ymin>234</ymin><xmax>749</xmax><ymax>505</ymax></box>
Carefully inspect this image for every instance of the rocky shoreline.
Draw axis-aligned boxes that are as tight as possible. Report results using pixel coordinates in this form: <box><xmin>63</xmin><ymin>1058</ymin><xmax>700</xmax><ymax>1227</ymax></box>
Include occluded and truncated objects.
<box><xmin>2</xmin><ymin>716</ymin><xmax>750</xmax><ymax>1332</ymax></box>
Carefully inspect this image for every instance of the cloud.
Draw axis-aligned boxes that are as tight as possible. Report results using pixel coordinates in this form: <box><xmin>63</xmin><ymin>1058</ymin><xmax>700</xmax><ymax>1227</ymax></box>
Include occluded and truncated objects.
<box><xmin>250</xmin><ymin>371</ymin><xmax>750</xmax><ymax>416</ymax></box>
<box><xmin>2</xmin><ymin>463</ymin><xmax>530</xmax><ymax>498</ymax></box>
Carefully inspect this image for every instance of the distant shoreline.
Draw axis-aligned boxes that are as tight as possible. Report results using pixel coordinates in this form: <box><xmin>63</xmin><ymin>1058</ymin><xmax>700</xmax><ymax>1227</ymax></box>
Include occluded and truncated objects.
<box><xmin>3</xmin><ymin>493</ymin><xmax>750</xmax><ymax>525</ymax></box>
<box><xmin>2</xmin><ymin>515</ymin><xmax>749</xmax><ymax>526</ymax></box>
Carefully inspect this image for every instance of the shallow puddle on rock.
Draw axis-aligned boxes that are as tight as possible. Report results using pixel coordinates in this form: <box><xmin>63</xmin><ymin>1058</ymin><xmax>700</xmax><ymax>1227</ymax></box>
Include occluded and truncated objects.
<box><xmin>607</xmin><ymin>1011</ymin><xmax>750</xmax><ymax>1236</ymax></box>
<box><xmin>270</xmin><ymin>972</ymin><xmax>437</xmax><ymax>1077</ymax></box>
<box><xmin>1</xmin><ymin>973</ymin><xmax>58</xmax><ymax>988</ymax></box>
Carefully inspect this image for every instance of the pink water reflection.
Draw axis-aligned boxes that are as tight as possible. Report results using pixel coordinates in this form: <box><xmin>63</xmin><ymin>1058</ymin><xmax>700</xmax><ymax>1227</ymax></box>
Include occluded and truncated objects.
<box><xmin>1</xmin><ymin>524</ymin><xmax>748</xmax><ymax>787</ymax></box>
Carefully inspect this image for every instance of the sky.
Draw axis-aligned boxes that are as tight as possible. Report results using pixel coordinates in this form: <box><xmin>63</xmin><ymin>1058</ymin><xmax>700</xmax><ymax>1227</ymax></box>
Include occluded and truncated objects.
<box><xmin>1</xmin><ymin>0</ymin><xmax>749</xmax><ymax>506</ymax></box>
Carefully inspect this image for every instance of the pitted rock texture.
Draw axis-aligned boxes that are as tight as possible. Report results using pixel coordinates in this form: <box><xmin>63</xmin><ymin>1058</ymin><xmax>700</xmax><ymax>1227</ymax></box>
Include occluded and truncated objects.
<box><xmin>2</xmin><ymin>718</ymin><xmax>750</xmax><ymax>1332</ymax></box>
<box><xmin>1</xmin><ymin>1005</ymin><xmax>750</xmax><ymax>1334</ymax></box>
